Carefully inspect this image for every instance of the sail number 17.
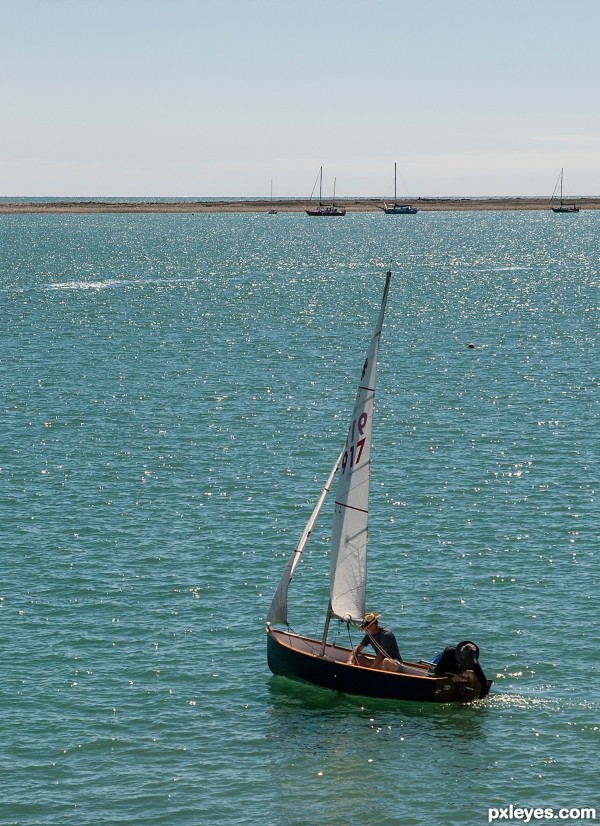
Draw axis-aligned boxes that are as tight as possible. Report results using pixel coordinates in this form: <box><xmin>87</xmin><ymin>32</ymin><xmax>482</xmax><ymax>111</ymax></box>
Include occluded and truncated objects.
<box><xmin>341</xmin><ymin>412</ymin><xmax>368</xmax><ymax>474</ymax></box>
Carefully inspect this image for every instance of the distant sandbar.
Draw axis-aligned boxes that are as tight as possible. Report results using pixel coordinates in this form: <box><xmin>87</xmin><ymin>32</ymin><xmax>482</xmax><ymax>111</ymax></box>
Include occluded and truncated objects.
<box><xmin>0</xmin><ymin>197</ymin><xmax>597</xmax><ymax>214</ymax></box>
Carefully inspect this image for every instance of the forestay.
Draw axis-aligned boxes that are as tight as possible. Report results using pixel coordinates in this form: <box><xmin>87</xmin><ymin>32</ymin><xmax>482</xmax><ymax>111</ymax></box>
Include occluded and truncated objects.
<box><xmin>329</xmin><ymin>271</ymin><xmax>391</xmax><ymax>624</ymax></box>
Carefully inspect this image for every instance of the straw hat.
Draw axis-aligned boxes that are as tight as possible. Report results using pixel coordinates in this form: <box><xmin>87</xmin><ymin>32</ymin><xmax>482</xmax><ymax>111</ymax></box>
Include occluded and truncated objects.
<box><xmin>455</xmin><ymin>640</ymin><xmax>480</xmax><ymax>667</ymax></box>
<box><xmin>360</xmin><ymin>612</ymin><xmax>381</xmax><ymax>629</ymax></box>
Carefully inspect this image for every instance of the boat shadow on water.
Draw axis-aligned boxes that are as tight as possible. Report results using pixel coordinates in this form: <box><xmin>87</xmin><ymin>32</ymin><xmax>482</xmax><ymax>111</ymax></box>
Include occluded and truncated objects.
<box><xmin>267</xmin><ymin>672</ymin><xmax>492</xmax><ymax>718</ymax></box>
<box><xmin>266</xmin><ymin>675</ymin><xmax>491</xmax><ymax>742</ymax></box>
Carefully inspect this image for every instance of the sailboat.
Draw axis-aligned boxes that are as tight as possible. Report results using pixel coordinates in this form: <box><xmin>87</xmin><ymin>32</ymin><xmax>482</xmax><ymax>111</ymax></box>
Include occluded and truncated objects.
<box><xmin>267</xmin><ymin>180</ymin><xmax>277</xmax><ymax>215</ymax></box>
<box><xmin>266</xmin><ymin>271</ymin><xmax>492</xmax><ymax>703</ymax></box>
<box><xmin>383</xmin><ymin>163</ymin><xmax>418</xmax><ymax>214</ymax></box>
<box><xmin>306</xmin><ymin>167</ymin><xmax>346</xmax><ymax>216</ymax></box>
<box><xmin>551</xmin><ymin>168</ymin><xmax>580</xmax><ymax>213</ymax></box>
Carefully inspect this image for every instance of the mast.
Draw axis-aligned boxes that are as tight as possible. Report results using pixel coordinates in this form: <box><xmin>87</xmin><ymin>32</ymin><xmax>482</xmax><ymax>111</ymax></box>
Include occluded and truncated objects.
<box><xmin>319</xmin><ymin>166</ymin><xmax>323</xmax><ymax>206</ymax></box>
<box><xmin>394</xmin><ymin>162</ymin><xmax>397</xmax><ymax>207</ymax></box>
<box><xmin>326</xmin><ymin>270</ymin><xmax>392</xmax><ymax>630</ymax></box>
<box><xmin>560</xmin><ymin>168</ymin><xmax>564</xmax><ymax>206</ymax></box>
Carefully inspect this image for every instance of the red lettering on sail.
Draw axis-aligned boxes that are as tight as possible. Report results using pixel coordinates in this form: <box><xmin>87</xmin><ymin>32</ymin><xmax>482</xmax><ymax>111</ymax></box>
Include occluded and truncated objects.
<box><xmin>340</xmin><ymin>433</ymin><xmax>368</xmax><ymax>475</ymax></box>
<box><xmin>355</xmin><ymin>437</ymin><xmax>366</xmax><ymax>464</ymax></box>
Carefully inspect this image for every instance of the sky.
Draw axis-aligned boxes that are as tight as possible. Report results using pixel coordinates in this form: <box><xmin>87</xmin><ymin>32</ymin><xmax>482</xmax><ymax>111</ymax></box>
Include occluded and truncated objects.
<box><xmin>1</xmin><ymin>0</ymin><xmax>599</xmax><ymax>197</ymax></box>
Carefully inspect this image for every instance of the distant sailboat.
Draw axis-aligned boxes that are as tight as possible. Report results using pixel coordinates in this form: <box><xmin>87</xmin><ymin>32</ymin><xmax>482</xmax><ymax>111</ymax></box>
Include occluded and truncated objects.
<box><xmin>383</xmin><ymin>163</ymin><xmax>418</xmax><ymax>214</ymax></box>
<box><xmin>267</xmin><ymin>180</ymin><xmax>277</xmax><ymax>215</ymax></box>
<box><xmin>551</xmin><ymin>169</ymin><xmax>580</xmax><ymax>213</ymax></box>
<box><xmin>306</xmin><ymin>167</ymin><xmax>346</xmax><ymax>216</ymax></box>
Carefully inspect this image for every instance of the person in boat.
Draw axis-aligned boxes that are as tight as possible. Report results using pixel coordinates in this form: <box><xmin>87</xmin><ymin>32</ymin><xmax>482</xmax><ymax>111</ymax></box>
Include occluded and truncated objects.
<box><xmin>434</xmin><ymin>641</ymin><xmax>479</xmax><ymax>679</ymax></box>
<box><xmin>347</xmin><ymin>612</ymin><xmax>403</xmax><ymax>672</ymax></box>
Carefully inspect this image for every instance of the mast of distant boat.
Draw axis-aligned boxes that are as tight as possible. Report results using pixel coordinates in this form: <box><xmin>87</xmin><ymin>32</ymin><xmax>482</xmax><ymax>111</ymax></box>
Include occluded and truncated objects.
<box><xmin>551</xmin><ymin>168</ymin><xmax>579</xmax><ymax>213</ymax></box>
<box><xmin>268</xmin><ymin>180</ymin><xmax>277</xmax><ymax>214</ymax></box>
<box><xmin>559</xmin><ymin>168</ymin><xmax>564</xmax><ymax>207</ymax></box>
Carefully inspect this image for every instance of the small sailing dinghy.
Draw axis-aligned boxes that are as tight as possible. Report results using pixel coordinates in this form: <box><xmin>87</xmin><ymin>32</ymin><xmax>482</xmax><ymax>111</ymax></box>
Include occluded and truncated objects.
<box><xmin>266</xmin><ymin>271</ymin><xmax>492</xmax><ymax>703</ymax></box>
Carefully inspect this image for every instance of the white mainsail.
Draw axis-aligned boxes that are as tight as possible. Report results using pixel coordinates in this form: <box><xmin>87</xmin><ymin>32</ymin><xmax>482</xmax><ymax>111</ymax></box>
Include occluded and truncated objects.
<box><xmin>266</xmin><ymin>451</ymin><xmax>343</xmax><ymax>626</ymax></box>
<box><xmin>329</xmin><ymin>271</ymin><xmax>391</xmax><ymax>624</ymax></box>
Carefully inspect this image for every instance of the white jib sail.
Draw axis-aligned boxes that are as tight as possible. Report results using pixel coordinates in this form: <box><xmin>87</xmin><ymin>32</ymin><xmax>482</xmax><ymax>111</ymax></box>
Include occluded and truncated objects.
<box><xmin>266</xmin><ymin>450</ymin><xmax>343</xmax><ymax>626</ymax></box>
<box><xmin>329</xmin><ymin>271</ymin><xmax>391</xmax><ymax>624</ymax></box>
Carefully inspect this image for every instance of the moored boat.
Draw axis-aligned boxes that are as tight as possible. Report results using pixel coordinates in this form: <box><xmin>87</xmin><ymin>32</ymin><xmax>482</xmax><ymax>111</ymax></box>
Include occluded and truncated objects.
<box><xmin>383</xmin><ymin>163</ymin><xmax>418</xmax><ymax>214</ymax></box>
<box><xmin>551</xmin><ymin>168</ymin><xmax>580</xmax><ymax>213</ymax></box>
<box><xmin>267</xmin><ymin>180</ymin><xmax>277</xmax><ymax>214</ymax></box>
<box><xmin>306</xmin><ymin>167</ymin><xmax>346</xmax><ymax>216</ymax></box>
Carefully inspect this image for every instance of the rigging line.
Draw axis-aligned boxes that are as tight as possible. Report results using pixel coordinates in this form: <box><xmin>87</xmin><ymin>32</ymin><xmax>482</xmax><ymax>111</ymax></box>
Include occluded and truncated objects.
<box><xmin>334</xmin><ymin>501</ymin><xmax>368</xmax><ymax>514</ymax></box>
<box><xmin>285</xmin><ymin>622</ymin><xmax>318</xmax><ymax>654</ymax></box>
<box><xmin>309</xmin><ymin>168</ymin><xmax>321</xmax><ymax>200</ymax></box>
<box><xmin>346</xmin><ymin>622</ymin><xmax>356</xmax><ymax>651</ymax></box>
<box><xmin>345</xmin><ymin>625</ymin><xmax>399</xmax><ymax>666</ymax></box>
<box><xmin>364</xmin><ymin>630</ymin><xmax>403</xmax><ymax>663</ymax></box>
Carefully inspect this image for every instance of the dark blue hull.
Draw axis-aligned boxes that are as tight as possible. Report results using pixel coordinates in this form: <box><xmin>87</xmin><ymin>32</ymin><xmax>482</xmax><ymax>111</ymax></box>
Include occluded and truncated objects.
<box><xmin>266</xmin><ymin>627</ymin><xmax>490</xmax><ymax>703</ymax></box>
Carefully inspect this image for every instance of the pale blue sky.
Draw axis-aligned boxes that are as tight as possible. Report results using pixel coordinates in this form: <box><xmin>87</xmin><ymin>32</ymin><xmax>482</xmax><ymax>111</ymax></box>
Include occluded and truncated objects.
<box><xmin>2</xmin><ymin>0</ymin><xmax>599</xmax><ymax>197</ymax></box>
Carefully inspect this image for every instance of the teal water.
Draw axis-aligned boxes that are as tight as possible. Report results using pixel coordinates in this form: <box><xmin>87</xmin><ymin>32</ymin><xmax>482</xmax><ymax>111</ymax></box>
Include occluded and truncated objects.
<box><xmin>1</xmin><ymin>211</ymin><xmax>598</xmax><ymax>825</ymax></box>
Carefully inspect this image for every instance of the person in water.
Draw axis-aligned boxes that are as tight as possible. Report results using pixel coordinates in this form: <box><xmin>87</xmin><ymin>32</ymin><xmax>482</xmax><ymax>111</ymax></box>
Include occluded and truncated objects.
<box><xmin>347</xmin><ymin>612</ymin><xmax>403</xmax><ymax>672</ymax></box>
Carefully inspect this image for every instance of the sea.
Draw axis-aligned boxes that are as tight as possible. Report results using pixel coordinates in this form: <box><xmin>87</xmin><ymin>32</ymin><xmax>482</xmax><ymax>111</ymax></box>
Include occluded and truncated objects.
<box><xmin>1</xmin><ymin>206</ymin><xmax>598</xmax><ymax>826</ymax></box>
